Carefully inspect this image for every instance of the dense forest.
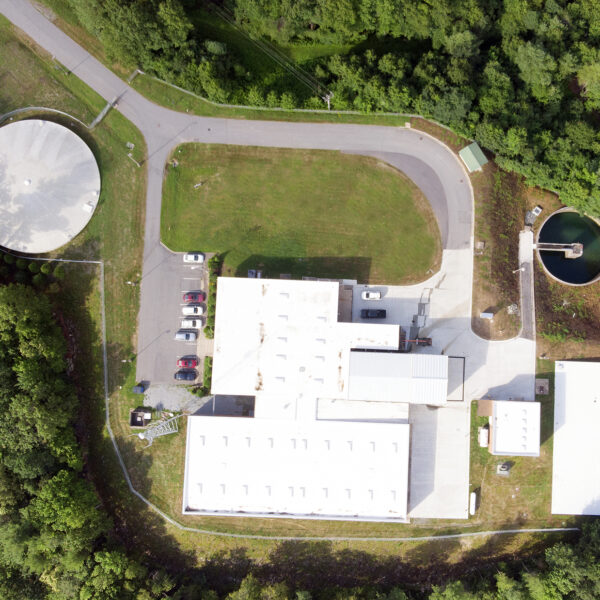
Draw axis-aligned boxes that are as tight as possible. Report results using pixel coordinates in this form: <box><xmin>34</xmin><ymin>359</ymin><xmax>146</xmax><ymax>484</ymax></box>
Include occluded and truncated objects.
<box><xmin>66</xmin><ymin>0</ymin><xmax>600</xmax><ymax>215</ymax></box>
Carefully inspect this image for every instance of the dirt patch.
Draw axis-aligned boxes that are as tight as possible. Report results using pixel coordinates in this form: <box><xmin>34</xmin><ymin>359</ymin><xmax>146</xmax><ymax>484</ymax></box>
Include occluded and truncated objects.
<box><xmin>471</xmin><ymin>166</ymin><xmax>525</xmax><ymax>339</ymax></box>
<box><xmin>409</xmin><ymin>118</ymin><xmax>467</xmax><ymax>153</ymax></box>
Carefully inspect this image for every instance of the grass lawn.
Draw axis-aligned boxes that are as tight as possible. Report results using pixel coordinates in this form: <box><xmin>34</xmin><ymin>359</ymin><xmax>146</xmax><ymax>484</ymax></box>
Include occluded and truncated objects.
<box><xmin>162</xmin><ymin>144</ymin><xmax>441</xmax><ymax>284</ymax></box>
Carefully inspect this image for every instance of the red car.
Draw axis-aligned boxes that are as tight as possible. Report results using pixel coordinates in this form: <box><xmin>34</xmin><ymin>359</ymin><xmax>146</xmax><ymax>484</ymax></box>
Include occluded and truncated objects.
<box><xmin>183</xmin><ymin>291</ymin><xmax>205</xmax><ymax>303</ymax></box>
<box><xmin>177</xmin><ymin>357</ymin><xmax>198</xmax><ymax>368</ymax></box>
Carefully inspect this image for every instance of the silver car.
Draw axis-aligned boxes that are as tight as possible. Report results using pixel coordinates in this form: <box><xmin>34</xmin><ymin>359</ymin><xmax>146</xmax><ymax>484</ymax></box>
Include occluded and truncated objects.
<box><xmin>174</xmin><ymin>330</ymin><xmax>197</xmax><ymax>341</ymax></box>
<box><xmin>181</xmin><ymin>318</ymin><xmax>202</xmax><ymax>329</ymax></box>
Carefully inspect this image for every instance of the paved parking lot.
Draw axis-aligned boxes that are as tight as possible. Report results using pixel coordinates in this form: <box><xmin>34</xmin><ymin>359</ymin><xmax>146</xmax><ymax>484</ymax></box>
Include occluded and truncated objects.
<box><xmin>136</xmin><ymin>247</ymin><xmax>209</xmax><ymax>385</ymax></box>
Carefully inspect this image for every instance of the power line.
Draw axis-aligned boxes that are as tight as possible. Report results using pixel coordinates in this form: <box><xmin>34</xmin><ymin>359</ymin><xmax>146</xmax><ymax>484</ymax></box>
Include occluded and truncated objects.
<box><xmin>209</xmin><ymin>4</ymin><xmax>333</xmax><ymax>104</ymax></box>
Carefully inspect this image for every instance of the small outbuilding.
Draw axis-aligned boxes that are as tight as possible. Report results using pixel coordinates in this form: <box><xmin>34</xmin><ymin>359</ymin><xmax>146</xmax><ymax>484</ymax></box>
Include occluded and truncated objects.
<box><xmin>478</xmin><ymin>399</ymin><xmax>540</xmax><ymax>457</ymax></box>
<box><xmin>129</xmin><ymin>407</ymin><xmax>152</xmax><ymax>428</ymax></box>
<box><xmin>459</xmin><ymin>142</ymin><xmax>488</xmax><ymax>173</ymax></box>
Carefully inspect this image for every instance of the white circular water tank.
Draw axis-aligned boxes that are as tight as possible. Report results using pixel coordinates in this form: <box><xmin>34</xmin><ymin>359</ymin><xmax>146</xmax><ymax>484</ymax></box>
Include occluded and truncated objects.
<box><xmin>0</xmin><ymin>119</ymin><xmax>101</xmax><ymax>253</ymax></box>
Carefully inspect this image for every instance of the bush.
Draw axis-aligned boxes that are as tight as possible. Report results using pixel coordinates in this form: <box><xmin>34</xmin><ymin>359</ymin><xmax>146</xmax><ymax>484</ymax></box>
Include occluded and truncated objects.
<box><xmin>3</xmin><ymin>253</ymin><xmax>15</xmax><ymax>264</ymax></box>
<box><xmin>40</xmin><ymin>262</ymin><xmax>53</xmax><ymax>275</ymax></box>
<box><xmin>203</xmin><ymin>356</ymin><xmax>213</xmax><ymax>391</ymax></box>
<box><xmin>32</xmin><ymin>273</ymin><xmax>46</xmax><ymax>288</ymax></box>
<box><xmin>16</xmin><ymin>258</ymin><xmax>28</xmax><ymax>270</ymax></box>
<box><xmin>14</xmin><ymin>270</ymin><xmax>29</xmax><ymax>284</ymax></box>
<box><xmin>28</xmin><ymin>262</ymin><xmax>40</xmax><ymax>274</ymax></box>
<box><xmin>53</xmin><ymin>264</ymin><xmax>66</xmax><ymax>279</ymax></box>
<box><xmin>0</xmin><ymin>265</ymin><xmax>10</xmax><ymax>279</ymax></box>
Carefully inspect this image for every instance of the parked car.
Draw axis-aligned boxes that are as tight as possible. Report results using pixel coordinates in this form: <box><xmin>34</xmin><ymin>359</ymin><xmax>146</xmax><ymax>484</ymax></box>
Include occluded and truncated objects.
<box><xmin>181</xmin><ymin>318</ymin><xmax>202</xmax><ymax>329</ymax></box>
<box><xmin>360</xmin><ymin>309</ymin><xmax>386</xmax><ymax>319</ymax></box>
<box><xmin>361</xmin><ymin>290</ymin><xmax>381</xmax><ymax>300</ymax></box>
<box><xmin>183</xmin><ymin>291</ymin><xmax>206</xmax><ymax>303</ymax></box>
<box><xmin>182</xmin><ymin>304</ymin><xmax>204</xmax><ymax>316</ymax></box>
<box><xmin>177</xmin><ymin>357</ymin><xmax>198</xmax><ymax>368</ymax></box>
<box><xmin>174</xmin><ymin>369</ymin><xmax>198</xmax><ymax>381</ymax></box>
<box><xmin>183</xmin><ymin>252</ymin><xmax>204</xmax><ymax>264</ymax></box>
<box><xmin>174</xmin><ymin>330</ymin><xmax>197</xmax><ymax>341</ymax></box>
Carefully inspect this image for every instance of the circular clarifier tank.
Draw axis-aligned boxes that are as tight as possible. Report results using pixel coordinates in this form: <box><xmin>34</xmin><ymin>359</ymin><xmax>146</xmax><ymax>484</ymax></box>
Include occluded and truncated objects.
<box><xmin>537</xmin><ymin>209</ymin><xmax>600</xmax><ymax>285</ymax></box>
<box><xmin>0</xmin><ymin>119</ymin><xmax>101</xmax><ymax>254</ymax></box>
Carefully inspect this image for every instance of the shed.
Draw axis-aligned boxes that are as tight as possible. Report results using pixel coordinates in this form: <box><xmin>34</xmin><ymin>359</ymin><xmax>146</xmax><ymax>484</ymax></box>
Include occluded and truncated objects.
<box><xmin>459</xmin><ymin>142</ymin><xmax>488</xmax><ymax>173</ymax></box>
<box><xmin>489</xmin><ymin>400</ymin><xmax>540</xmax><ymax>457</ymax></box>
<box><xmin>129</xmin><ymin>407</ymin><xmax>152</xmax><ymax>428</ymax></box>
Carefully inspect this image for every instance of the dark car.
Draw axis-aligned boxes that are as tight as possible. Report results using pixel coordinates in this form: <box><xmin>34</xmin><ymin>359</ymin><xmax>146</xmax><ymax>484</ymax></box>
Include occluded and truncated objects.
<box><xmin>177</xmin><ymin>357</ymin><xmax>198</xmax><ymax>368</ymax></box>
<box><xmin>183</xmin><ymin>291</ymin><xmax>206</xmax><ymax>303</ymax></box>
<box><xmin>360</xmin><ymin>309</ymin><xmax>386</xmax><ymax>319</ymax></box>
<box><xmin>174</xmin><ymin>369</ymin><xmax>198</xmax><ymax>381</ymax></box>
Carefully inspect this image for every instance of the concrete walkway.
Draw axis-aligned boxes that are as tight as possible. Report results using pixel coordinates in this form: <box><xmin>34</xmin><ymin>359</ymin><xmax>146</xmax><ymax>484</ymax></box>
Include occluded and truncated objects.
<box><xmin>519</xmin><ymin>229</ymin><xmax>536</xmax><ymax>341</ymax></box>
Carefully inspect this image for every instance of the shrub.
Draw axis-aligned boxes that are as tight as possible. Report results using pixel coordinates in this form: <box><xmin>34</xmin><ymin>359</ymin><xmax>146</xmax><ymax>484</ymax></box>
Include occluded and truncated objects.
<box><xmin>16</xmin><ymin>258</ymin><xmax>28</xmax><ymax>270</ymax></box>
<box><xmin>32</xmin><ymin>273</ymin><xmax>46</xmax><ymax>288</ymax></box>
<box><xmin>28</xmin><ymin>262</ymin><xmax>40</xmax><ymax>274</ymax></box>
<box><xmin>0</xmin><ymin>265</ymin><xmax>9</xmax><ymax>279</ymax></box>
<box><xmin>3</xmin><ymin>253</ymin><xmax>15</xmax><ymax>264</ymax></box>
<box><xmin>14</xmin><ymin>270</ymin><xmax>29</xmax><ymax>284</ymax></box>
<box><xmin>203</xmin><ymin>356</ymin><xmax>213</xmax><ymax>391</ymax></box>
<box><xmin>40</xmin><ymin>262</ymin><xmax>53</xmax><ymax>275</ymax></box>
<box><xmin>53</xmin><ymin>264</ymin><xmax>66</xmax><ymax>279</ymax></box>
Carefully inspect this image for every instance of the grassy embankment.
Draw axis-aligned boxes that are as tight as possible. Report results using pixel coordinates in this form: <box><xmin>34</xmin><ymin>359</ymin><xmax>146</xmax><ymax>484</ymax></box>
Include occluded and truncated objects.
<box><xmin>162</xmin><ymin>144</ymin><xmax>441</xmax><ymax>284</ymax></box>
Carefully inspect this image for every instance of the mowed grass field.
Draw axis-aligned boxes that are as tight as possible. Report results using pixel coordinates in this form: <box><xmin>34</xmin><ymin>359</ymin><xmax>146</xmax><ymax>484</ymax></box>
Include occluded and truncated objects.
<box><xmin>162</xmin><ymin>144</ymin><xmax>441</xmax><ymax>284</ymax></box>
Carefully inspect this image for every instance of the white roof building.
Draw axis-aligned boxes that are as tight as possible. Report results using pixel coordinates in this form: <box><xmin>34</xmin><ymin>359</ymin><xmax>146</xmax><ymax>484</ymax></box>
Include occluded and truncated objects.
<box><xmin>183</xmin><ymin>277</ymin><xmax>465</xmax><ymax>522</ymax></box>
<box><xmin>489</xmin><ymin>400</ymin><xmax>540</xmax><ymax>457</ymax></box>
<box><xmin>552</xmin><ymin>361</ymin><xmax>600</xmax><ymax>515</ymax></box>
<box><xmin>183</xmin><ymin>416</ymin><xmax>410</xmax><ymax>520</ymax></box>
<box><xmin>348</xmin><ymin>352</ymin><xmax>448</xmax><ymax>405</ymax></box>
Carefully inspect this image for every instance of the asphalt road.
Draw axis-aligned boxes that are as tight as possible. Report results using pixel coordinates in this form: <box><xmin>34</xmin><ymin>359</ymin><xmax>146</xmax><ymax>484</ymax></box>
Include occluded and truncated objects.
<box><xmin>0</xmin><ymin>0</ymin><xmax>533</xmax><ymax>398</ymax></box>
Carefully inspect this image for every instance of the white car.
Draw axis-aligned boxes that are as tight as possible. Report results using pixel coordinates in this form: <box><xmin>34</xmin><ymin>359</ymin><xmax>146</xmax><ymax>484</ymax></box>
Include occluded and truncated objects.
<box><xmin>182</xmin><ymin>304</ymin><xmax>204</xmax><ymax>316</ymax></box>
<box><xmin>183</xmin><ymin>252</ymin><xmax>205</xmax><ymax>264</ymax></box>
<box><xmin>361</xmin><ymin>290</ymin><xmax>381</xmax><ymax>300</ymax></box>
<box><xmin>181</xmin><ymin>318</ymin><xmax>202</xmax><ymax>329</ymax></box>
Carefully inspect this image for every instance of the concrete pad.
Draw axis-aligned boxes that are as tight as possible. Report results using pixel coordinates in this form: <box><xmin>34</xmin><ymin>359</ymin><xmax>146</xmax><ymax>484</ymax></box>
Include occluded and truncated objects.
<box><xmin>408</xmin><ymin>403</ymin><xmax>470</xmax><ymax>519</ymax></box>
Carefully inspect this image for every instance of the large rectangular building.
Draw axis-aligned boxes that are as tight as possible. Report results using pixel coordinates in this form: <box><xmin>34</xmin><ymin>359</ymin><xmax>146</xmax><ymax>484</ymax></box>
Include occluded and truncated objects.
<box><xmin>552</xmin><ymin>361</ymin><xmax>600</xmax><ymax>515</ymax></box>
<box><xmin>183</xmin><ymin>277</ymin><xmax>468</xmax><ymax>521</ymax></box>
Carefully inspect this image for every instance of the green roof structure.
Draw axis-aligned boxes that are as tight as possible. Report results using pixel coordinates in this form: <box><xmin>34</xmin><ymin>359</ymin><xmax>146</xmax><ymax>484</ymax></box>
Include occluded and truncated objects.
<box><xmin>459</xmin><ymin>142</ymin><xmax>488</xmax><ymax>172</ymax></box>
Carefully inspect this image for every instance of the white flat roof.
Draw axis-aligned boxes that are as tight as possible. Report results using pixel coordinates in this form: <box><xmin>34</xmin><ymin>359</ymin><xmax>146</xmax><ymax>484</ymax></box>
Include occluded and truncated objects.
<box><xmin>552</xmin><ymin>361</ymin><xmax>600</xmax><ymax>515</ymax></box>
<box><xmin>490</xmin><ymin>400</ymin><xmax>540</xmax><ymax>456</ymax></box>
<box><xmin>348</xmin><ymin>352</ymin><xmax>448</xmax><ymax>405</ymax></box>
<box><xmin>212</xmin><ymin>278</ymin><xmax>399</xmax><ymax>402</ymax></box>
<box><xmin>183</xmin><ymin>416</ymin><xmax>410</xmax><ymax>521</ymax></box>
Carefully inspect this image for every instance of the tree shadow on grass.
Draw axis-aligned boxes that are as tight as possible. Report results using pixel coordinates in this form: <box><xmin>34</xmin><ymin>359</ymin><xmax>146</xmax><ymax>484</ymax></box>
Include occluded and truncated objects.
<box><xmin>234</xmin><ymin>255</ymin><xmax>372</xmax><ymax>282</ymax></box>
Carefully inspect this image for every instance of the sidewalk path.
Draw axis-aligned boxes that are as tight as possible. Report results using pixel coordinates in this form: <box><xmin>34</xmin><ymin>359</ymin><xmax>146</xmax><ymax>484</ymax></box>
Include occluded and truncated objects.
<box><xmin>519</xmin><ymin>229</ymin><xmax>536</xmax><ymax>341</ymax></box>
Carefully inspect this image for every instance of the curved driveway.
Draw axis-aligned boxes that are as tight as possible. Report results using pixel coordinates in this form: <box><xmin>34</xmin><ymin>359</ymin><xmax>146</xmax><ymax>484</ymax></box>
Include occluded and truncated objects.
<box><xmin>0</xmin><ymin>0</ymin><xmax>535</xmax><ymax>404</ymax></box>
